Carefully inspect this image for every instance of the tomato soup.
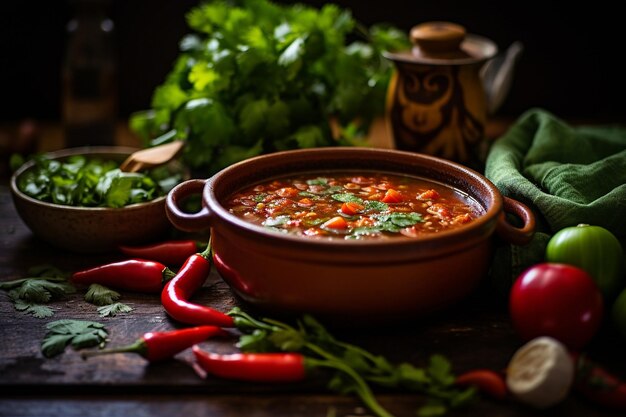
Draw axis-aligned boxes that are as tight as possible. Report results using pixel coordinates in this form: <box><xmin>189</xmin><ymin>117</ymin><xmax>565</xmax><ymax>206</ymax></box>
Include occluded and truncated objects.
<box><xmin>224</xmin><ymin>172</ymin><xmax>483</xmax><ymax>240</ymax></box>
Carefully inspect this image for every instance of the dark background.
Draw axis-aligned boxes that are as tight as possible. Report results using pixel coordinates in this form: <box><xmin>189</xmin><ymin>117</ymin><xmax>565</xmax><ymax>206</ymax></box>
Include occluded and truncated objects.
<box><xmin>2</xmin><ymin>0</ymin><xmax>625</xmax><ymax>123</ymax></box>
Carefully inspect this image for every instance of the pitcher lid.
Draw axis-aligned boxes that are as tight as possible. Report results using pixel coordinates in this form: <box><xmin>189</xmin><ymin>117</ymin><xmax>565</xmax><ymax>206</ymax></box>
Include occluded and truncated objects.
<box><xmin>383</xmin><ymin>21</ymin><xmax>498</xmax><ymax>65</ymax></box>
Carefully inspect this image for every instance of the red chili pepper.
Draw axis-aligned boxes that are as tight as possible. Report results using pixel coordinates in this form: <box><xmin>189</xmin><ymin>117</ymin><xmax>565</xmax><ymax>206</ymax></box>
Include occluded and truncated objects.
<box><xmin>572</xmin><ymin>353</ymin><xmax>626</xmax><ymax>410</ymax></box>
<box><xmin>119</xmin><ymin>240</ymin><xmax>202</xmax><ymax>266</ymax></box>
<box><xmin>455</xmin><ymin>369</ymin><xmax>509</xmax><ymax>401</ymax></box>
<box><xmin>192</xmin><ymin>345</ymin><xmax>307</xmax><ymax>382</ymax></box>
<box><xmin>71</xmin><ymin>259</ymin><xmax>176</xmax><ymax>293</ymax></box>
<box><xmin>81</xmin><ymin>326</ymin><xmax>226</xmax><ymax>362</ymax></box>
<box><xmin>161</xmin><ymin>244</ymin><xmax>235</xmax><ymax>328</ymax></box>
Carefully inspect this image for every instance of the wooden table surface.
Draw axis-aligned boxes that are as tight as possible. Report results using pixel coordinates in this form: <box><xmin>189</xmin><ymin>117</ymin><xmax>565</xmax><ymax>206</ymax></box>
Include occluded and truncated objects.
<box><xmin>1</xmin><ymin>121</ymin><xmax>625</xmax><ymax>417</ymax></box>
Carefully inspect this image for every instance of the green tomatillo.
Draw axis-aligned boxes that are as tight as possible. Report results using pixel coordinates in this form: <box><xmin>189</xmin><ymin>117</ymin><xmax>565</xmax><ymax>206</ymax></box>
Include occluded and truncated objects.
<box><xmin>546</xmin><ymin>224</ymin><xmax>625</xmax><ymax>300</ymax></box>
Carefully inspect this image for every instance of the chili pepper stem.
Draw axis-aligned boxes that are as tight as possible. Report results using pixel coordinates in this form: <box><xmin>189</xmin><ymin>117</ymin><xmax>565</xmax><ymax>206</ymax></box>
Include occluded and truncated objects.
<box><xmin>162</xmin><ymin>267</ymin><xmax>177</xmax><ymax>284</ymax></box>
<box><xmin>199</xmin><ymin>238</ymin><xmax>212</xmax><ymax>259</ymax></box>
<box><xmin>227</xmin><ymin>307</ymin><xmax>281</xmax><ymax>332</ymax></box>
<box><xmin>81</xmin><ymin>339</ymin><xmax>146</xmax><ymax>360</ymax></box>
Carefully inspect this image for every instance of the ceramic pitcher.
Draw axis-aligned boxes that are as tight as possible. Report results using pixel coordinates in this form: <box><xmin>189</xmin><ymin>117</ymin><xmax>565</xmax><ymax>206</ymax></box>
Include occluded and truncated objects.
<box><xmin>384</xmin><ymin>22</ymin><xmax>522</xmax><ymax>166</ymax></box>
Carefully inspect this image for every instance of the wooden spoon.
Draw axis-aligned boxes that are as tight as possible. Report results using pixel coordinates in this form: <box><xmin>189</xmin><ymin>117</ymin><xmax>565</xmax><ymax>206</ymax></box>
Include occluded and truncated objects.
<box><xmin>119</xmin><ymin>141</ymin><xmax>185</xmax><ymax>173</ymax></box>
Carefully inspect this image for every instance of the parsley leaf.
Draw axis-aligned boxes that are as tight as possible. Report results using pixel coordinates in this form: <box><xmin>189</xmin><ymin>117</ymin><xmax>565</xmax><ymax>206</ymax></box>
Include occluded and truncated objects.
<box><xmin>83</xmin><ymin>284</ymin><xmax>132</xmax><ymax>317</ymax></box>
<box><xmin>8</xmin><ymin>279</ymin><xmax>75</xmax><ymax>303</ymax></box>
<box><xmin>331</xmin><ymin>193</ymin><xmax>363</xmax><ymax>203</ymax></box>
<box><xmin>427</xmin><ymin>354</ymin><xmax>456</xmax><ymax>387</ymax></box>
<box><xmin>97</xmin><ymin>303</ymin><xmax>133</xmax><ymax>318</ymax></box>
<box><xmin>11</xmin><ymin>296</ymin><xmax>55</xmax><ymax>318</ymax></box>
<box><xmin>373</xmin><ymin>212</ymin><xmax>423</xmax><ymax>232</ymax></box>
<box><xmin>84</xmin><ymin>284</ymin><xmax>120</xmax><ymax>306</ymax></box>
<box><xmin>1</xmin><ymin>266</ymin><xmax>74</xmax><ymax>318</ymax></box>
<box><xmin>41</xmin><ymin>319</ymin><xmax>109</xmax><ymax>358</ymax></box>
<box><xmin>363</xmin><ymin>200</ymin><xmax>388</xmax><ymax>212</ymax></box>
<box><xmin>306</xmin><ymin>178</ymin><xmax>328</xmax><ymax>186</ymax></box>
<box><xmin>262</xmin><ymin>215</ymin><xmax>290</xmax><ymax>228</ymax></box>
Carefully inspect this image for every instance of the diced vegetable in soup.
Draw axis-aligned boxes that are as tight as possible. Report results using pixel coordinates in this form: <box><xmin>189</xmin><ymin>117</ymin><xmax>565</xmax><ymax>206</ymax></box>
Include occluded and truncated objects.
<box><xmin>224</xmin><ymin>172</ymin><xmax>483</xmax><ymax>240</ymax></box>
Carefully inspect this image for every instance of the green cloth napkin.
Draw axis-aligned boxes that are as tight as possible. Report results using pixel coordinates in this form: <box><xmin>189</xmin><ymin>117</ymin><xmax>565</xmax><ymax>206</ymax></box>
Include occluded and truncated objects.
<box><xmin>484</xmin><ymin>108</ymin><xmax>626</xmax><ymax>297</ymax></box>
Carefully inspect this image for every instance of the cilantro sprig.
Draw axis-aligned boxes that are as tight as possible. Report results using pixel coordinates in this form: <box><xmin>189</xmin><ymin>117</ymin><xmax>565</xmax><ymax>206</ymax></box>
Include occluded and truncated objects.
<box><xmin>84</xmin><ymin>284</ymin><xmax>133</xmax><ymax>317</ymax></box>
<box><xmin>41</xmin><ymin>320</ymin><xmax>109</xmax><ymax>358</ymax></box>
<box><xmin>331</xmin><ymin>193</ymin><xmax>389</xmax><ymax>212</ymax></box>
<box><xmin>97</xmin><ymin>303</ymin><xmax>134</xmax><ymax>318</ymax></box>
<box><xmin>0</xmin><ymin>265</ymin><xmax>75</xmax><ymax>318</ymax></box>
<box><xmin>130</xmin><ymin>0</ymin><xmax>410</xmax><ymax>175</ymax></box>
<box><xmin>84</xmin><ymin>284</ymin><xmax>121</xmax><ymax>306</ymax></box>
<box><xmin>228</xmin><ymin>308</ymin><xmax>475</xmax><ymax>417</ymax></box>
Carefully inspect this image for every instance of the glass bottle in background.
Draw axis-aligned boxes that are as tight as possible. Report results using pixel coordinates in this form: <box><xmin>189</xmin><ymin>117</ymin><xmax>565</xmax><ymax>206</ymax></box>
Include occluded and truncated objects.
<box><xmin>62</xmin><ymin>0</ymin><xmax>118</xmax><ymax>147</ymax></box>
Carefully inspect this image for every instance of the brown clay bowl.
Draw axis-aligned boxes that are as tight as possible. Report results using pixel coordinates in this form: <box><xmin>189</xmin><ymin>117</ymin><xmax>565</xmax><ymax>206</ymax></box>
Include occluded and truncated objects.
<box><xmin>166</xmin><ymin>147</ymin><xmax>534</xmax><ymax>321</ymax></box>
<box><xmin>10</xmin><ymin>146</ymin><xmax>186</xmax><ymax>254</ymax></box>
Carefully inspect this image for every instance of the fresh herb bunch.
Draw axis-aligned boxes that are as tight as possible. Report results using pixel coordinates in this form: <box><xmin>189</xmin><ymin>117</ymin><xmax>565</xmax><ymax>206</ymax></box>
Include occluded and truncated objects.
<box><xmin>130</xmin><ymin>0</ymin><xmax>409</xmax><ymax>175</ymax></box>
<box><xmin>228</xmin><ymin>308</ymin><xmax>475</xmax><ymax>417</ymax></box>
<box><xmin>16</xmin><ymin>155</ymin><xmax>182</xmax><ymax>208</ymax></box>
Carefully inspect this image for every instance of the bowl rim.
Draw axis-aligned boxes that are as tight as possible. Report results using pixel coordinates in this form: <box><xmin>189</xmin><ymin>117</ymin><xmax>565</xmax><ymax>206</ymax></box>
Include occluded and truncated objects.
<box><xmin>202</xmin><ymin>147</ymin><xmax>503</xmax><ymax>252</ymax></box>
<box><xmin>10</xmin><ymin>146</ymin><xmax>171</xmax><ymax>212</ymax></box>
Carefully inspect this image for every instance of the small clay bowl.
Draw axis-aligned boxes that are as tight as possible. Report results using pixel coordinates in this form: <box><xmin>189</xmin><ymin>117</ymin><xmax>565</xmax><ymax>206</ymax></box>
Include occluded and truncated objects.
<box><xmin>166</xmin><ymin>147</ymin><xmax>535</xmax><ymax>322</ymax></box>
<box><xmin>10</xmin><ymin>146</ymin><xmax>186</xmax><ymax>254</ymax></box>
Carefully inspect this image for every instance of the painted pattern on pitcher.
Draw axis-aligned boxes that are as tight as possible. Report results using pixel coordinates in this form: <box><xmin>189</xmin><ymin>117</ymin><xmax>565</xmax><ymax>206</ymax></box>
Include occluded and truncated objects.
<box><xmin>387</xmin><ymin>61</ymin><xmax>487</xmax><ymax>164</ymax></box>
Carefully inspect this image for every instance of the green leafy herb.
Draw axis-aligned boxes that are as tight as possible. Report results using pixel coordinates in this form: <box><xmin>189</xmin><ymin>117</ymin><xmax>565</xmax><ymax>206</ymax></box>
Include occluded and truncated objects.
<box><xmin>83</xmin><ymin>284</ymin><xmax>132</xmax><ymax>317</ymax></box>
<box><xmin>129</xmin><ymin>0</ymin><xmax>410</xmax><ymax>175</ymax></box>
<box><xmin>306</xmin><ymin>178</ymin><xmax>328</xmax><ymax>186</ymax></box>
<box><xmin>16</xmin><ymin>155</ymin><xmax>182</xmax><ymax>208</ymax></box>
<box><xmin>331</xmin><ymin>193</ymin><xmax>363</xmax><ymax>203</ymax></box>
<box><xmin>97</xmin><ymin>302</ymin><xmax>133</xmax><ymax>318</ymax></box>
<box><xmin>0</xmin><ymin>265</ymin><xmax>74</xmax><ymax>318</ymax></box>
<box><xmin>372</xmin><ymin>212</ymin><xmax>423</xmax><ymax>232</ymax></box>
<box><xmin>41</xmin><ymin>319</ymin><xmax>109</xmax><ymax>358</ymax></box>
<box><xmin>10</xmin><ymin>296</ymin><xmax>55</xmax><ymax>319</ymax></box>
<box><xmin>262</xmin><ymin>215</ymin><xmax>290</xmax><ymax>228</ymax></box>
<box><xmin>252</xmin><ymin>193</ymin><xmax>268</xmax><ymax>203</ymax></box>
<box><xmin>227</xmin><ymin>308</ymin><xmax>474</xmax><ymax>417</ymax></box>
<box><xmin>363</xmin><ymin>200</ymin><xmax>388</xmax><ymax>212</ymax></box>
<box><xmin>84</xmin><ymin>284</ymin><xmax>121</xmax><ymax>306</ymax></box>
<box><xmin>323</xmin><ymin>186</ymin><xmax>344</xmax><ymax>195</ymax></box>
<box><xmin>10</xmin><ymin>153</ymin><xmax>25</xmax><ymax>172</ymax></box>
<box><xmin>4</xmin><ymin>279</ymin><xmax>74</xmax><ymax>304</ymax></box>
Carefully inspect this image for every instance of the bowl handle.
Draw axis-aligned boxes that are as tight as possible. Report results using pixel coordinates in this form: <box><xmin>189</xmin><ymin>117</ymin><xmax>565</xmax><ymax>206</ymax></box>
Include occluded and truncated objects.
<box><xmin>495</xmin><ymin>197</ymin><xmax>535</xmax><ymax>245</ymax></box>
<box><xmin>166</xmin><ymin>179</ymin><xmax>212</xmax><ymax>232</ymax></box>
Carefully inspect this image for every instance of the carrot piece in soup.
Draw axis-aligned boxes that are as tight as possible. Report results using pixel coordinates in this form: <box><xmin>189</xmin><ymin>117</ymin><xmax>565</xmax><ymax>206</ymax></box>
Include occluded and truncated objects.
<box><xmin>381</xmin><ymin>189</ymin><xmax>403</xmax><ymax>203</ymax></box>
<box><xmin>341</xmin><ymin>202</ymin><xmax>364</xmax><ymax>215</ymax></box>
<box><xmin>322</xmin><ymin>216</ymin><xmax>348</xmax><ymax>229</ymax></box>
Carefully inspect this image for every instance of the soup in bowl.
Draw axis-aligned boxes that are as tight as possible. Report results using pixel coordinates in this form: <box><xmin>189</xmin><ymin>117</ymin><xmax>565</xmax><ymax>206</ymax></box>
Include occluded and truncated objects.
<box><xmin>224</xmin><ymin>171</ymin><xmax>483</xmax><ymax>240</ymax></box>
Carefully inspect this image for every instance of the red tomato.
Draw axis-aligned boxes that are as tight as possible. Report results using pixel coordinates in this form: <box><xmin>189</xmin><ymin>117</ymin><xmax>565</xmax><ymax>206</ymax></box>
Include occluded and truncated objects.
<box><xmin>509</xmin><ymin>263</ymin><xmax>604</xmax><ymax>350</ymax></box>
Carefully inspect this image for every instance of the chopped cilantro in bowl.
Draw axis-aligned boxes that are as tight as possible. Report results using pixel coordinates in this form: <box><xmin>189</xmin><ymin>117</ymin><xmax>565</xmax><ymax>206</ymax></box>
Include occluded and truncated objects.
<box><xmin>9</xmin><ymin>147</ymin><xmax>189</xmax><ymax>253</ymax></box>
<box><xmin>16</xmin><ymin>152</ymin><xmax>184</xmax><ymax>208</ymax></box>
